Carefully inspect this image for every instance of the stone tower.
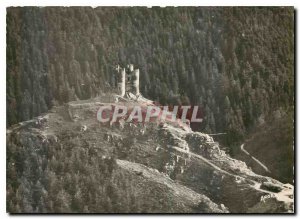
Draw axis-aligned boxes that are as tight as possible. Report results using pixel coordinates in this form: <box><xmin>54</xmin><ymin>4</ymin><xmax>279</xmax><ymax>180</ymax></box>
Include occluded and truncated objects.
<box><xmin>116</xmin><ymin>65</ymin><xmax>126</xmax><ymax>97</ymax></box>
<box><xmin>132</xmin><ymin>68</ymin><xmax>140</xmax><ymax>96</ymax></box>
<box><xmin>116</xmin><ymin>64</ymin><xmax>140</xmax><ymax>97</ymax></box>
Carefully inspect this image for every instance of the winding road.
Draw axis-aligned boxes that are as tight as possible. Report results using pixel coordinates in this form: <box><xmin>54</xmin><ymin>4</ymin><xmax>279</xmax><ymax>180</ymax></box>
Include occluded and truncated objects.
<box><xmin>240</xmin><ymin>143</ymin><xmax>271</xmax><ymax>173</ymax></box>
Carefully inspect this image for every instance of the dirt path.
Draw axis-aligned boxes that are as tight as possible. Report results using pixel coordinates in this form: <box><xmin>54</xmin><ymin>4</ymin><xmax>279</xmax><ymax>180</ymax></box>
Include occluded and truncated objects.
<box><xmin>240</xmin><ymin>143</ymin><xmax>271</xmax><ymax>173</ymax></box>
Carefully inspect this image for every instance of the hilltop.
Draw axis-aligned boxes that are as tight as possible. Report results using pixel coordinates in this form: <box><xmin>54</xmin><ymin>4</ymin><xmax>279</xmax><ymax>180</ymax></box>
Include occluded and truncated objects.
<box><xmin>7</xmin><ymin>93</ymin><xmax>294</xmax><ymax>213</ymax></box>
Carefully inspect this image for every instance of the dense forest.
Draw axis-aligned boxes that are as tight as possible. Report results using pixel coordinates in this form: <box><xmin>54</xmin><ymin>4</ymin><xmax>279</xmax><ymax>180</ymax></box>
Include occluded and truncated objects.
<box><xmin>7</xmin><ymin>131</ymin><xmax>179</xmax><ymax>213</ymax></box>
<box><xmin>7</xmin><ymin>7</ymin><xmax>294</xmax><ymax>151</ymax></box>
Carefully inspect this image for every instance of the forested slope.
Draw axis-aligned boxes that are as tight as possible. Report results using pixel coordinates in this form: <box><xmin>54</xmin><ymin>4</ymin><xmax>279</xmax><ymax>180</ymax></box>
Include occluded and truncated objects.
<box><xmin>7</xmin><ymin>7</ymin><xmax>294</xmax><ymax>150</ymax></box>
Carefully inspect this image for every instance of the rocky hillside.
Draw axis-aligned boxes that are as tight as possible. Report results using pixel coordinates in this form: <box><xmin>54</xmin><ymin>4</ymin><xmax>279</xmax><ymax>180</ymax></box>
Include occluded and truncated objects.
<box><xmin>7</xmin><ymin>93</ymin><xmax>294</xmax><ymax>213</ymax></box>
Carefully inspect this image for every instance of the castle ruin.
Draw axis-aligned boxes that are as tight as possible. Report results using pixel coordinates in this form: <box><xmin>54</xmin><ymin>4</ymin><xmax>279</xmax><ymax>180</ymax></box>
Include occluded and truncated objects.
<box><xmin>116</xmin><ymin>64</ymin><xmax>140</xmax><ymax>97</ymax></box>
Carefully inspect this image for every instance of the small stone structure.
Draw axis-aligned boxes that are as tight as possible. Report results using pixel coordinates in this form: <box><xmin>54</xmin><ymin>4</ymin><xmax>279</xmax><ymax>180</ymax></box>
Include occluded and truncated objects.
<box><xmin>116</xmin><ymin>64</ymin><xmax>140</xmax><ymax>97</ymax></box>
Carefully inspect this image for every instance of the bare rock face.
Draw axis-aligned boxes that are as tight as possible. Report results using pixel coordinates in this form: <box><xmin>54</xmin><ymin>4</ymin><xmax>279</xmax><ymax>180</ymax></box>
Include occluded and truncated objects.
<box><xmin>6</xmin><ymin>94</ymin><xmax>294</xmax><ymax>213</ymax></box>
